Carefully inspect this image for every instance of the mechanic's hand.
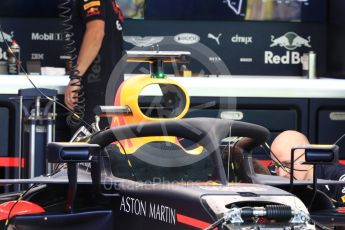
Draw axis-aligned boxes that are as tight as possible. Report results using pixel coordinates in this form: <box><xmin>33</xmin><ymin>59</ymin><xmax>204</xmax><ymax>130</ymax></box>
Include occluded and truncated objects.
<box><xmin>64</xmin><ymin>78</ymin><xmax>81</xmax><ymax>110</ymax></box>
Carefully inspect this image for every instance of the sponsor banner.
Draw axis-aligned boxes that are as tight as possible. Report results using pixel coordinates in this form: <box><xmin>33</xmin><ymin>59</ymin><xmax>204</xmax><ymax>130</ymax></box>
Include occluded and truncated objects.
<box><xmin>0</xmin><ymin>18</ymin><xmax>65</xmax><ymax>70</ymax></box>
<box><xmin>174</xmin><ymin>33</ymin><xmax>200</xmax><ymax>45</ymax></box>
<box><xmin>123</xmin><ymin>20</ymin><xmax>326</xmax><ymax>76</ymax></box>
<box><xmin>123</xmin><ymin>36</ymin><xmax>164</xmax><ymax>47</ymax></box>
<box><xmin>31</xmin><ymin>32</ymin><xmax>63</xmax><ymax>41</ymax></box>
<box><xmin>0</xmin><ymin>18</ymin><xmax>326</xmax><ymax>76</ymax></box>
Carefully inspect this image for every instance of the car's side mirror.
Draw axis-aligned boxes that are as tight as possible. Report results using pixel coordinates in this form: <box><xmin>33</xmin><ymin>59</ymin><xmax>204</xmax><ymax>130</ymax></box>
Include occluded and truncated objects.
<box><xmin>46</xmin><ymin>142</ymin><xmax>100</xmax><ymax>212</ymax></box>
<box><xmin>290</xmin><ymin>144</ymin><xmax>339</xmax><ymax>210</ymax></box>
<box><xmin>46</xmin><ymin>142</ymin><xmax>100</xmax><ymax>163</ymax></box>
<box><xmin>303</xmin><ymin>145</ymin><xmax>339</xmax><ymax>164</ymax></box>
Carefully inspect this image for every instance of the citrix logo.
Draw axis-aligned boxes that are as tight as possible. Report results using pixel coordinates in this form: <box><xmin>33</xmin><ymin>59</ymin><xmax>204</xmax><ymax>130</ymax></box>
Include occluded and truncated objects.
<box><xmin>231</xmin><ymin>34</ymin><xmax>253</xmax><ymax>45</ymax></box>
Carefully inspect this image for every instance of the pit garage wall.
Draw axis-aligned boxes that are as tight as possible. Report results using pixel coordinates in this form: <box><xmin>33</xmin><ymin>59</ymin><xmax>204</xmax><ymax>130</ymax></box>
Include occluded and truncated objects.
<box><xmin>0</xmin><ymin>18</ymin><xmax>326</xmax><ymax>76</ymax></box>
<box><xmin>0</xmin><ymin>18</ymin><xmax>344</xmax><ymax>191</ymax></box>
<box><xmin>309</xmin><ymin>99</ymin><xmax>345</xmax><ymax>156</ymax></box>
<box><xmin>185</xmin><ymin>97</ymin><xmax>345</xmax><ymax>161</ymax></box>
<box><xmin>184</xmin><ymin>97</ymin><xmax>309</xmax><ymax>160</ymax></box>
<box><xmin>327</xmin><ymin>0</ymin><xmax>345</xmax><ymax>78</ymax></box>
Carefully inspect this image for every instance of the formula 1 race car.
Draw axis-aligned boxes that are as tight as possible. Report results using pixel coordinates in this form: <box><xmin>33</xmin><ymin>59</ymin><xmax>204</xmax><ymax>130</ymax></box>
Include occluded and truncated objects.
<box><xmin>0</xmin><ymin>117</ymin><xmax>333</xmax><ymax>230</ymax></box>
<box><xmin>1</xmin><ymin>50</ymin><xmax>345</xmax><ymax>229</ymax></box>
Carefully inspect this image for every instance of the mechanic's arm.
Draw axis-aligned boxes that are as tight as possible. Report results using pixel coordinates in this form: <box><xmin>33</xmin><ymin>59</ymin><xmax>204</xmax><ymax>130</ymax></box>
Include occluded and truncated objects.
<box><xmin>76</xmin><ymin>20</ymin><xmax>105</xmax><ymax>76</ymax></box>
<box><xmin>64</xmin><ymin>20</ymin><xmax>105</xmax><ymax>110</ymax></box>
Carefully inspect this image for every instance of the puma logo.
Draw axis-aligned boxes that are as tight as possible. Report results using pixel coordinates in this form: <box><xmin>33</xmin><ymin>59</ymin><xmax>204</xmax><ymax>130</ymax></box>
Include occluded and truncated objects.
<box><xmin>208</xmin><ymin>33</ymin><xmax>222</xmax><ymax>45</ymax></box>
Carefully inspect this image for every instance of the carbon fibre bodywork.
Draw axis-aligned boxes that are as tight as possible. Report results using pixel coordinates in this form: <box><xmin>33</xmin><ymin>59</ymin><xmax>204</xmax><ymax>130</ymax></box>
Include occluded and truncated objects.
<box><xmin>0</xmin><ymin>118</ymin><xmax>338</xmax><ymax>229</ymax></box>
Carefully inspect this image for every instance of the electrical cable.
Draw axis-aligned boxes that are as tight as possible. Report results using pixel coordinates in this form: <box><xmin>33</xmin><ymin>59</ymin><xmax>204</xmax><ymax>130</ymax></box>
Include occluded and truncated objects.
<box><xmin>48</xmin><ymin>163</ymin><xmax>66</xmax><ymax>177</ymax></box>
<box><xmin>3</xmin><ymin>183</ymin><xmax>38</xmax><ymax>230</ymax></box>
<box><xmin>230</xmin><ymin>138</ymin><xmax>242</xmax><ymax>181</ymax></box>
<box><xmin>310</xmin><ymin>218</ymin><xmax>332</xmax><ymax>230</ymax></box>
<box><xmin>264</xmin><ymin>144</ymin><xmax>311</xmax><ymax>172</ymax></box>
<box><xmin>3</xmin><ymin>156</ymin><xmax>71</xmax><ymax>229</ymax></box>
<box><xmin>307</xmin><ymin>185</ymin><xmax>317</xmax><ymax>211</ymax></box>
<box><xmin>221</xmin><ymin>137</ymin><xmax>240</xmax><ymax>182</ymax></box>
<box><xmin>0</xmin><ymin>24</ymin><xmax>95</xmax><ymax>132</ymax></box>
<box><xmin>0</xmin><ymin>21</ymin><xmax>92</xmax><ymax>217</ymax></box>
<box><xmin>227</xmin><ymin>123</ymin><xmax>232</xmax><ymax>181</ymax></box>
<box><xmin>263</xmin><ymin>143</ymin><xmax>294</xmax><ymax>176</ymax></box>
<box><xmin>204</xmin><ymin>216</ymin><xmax>225</xmax><ymax>230</ymax></box>
<box><xmin>117</xmin><ymin>141</ymin><xmax>137</xmax><ymax>181</ymax></box>
<box><xmin>226</xmin><ymin>140</ymin><xmax>231</xmax><ymax>182</ymax></box>
<box><xmin>263</xmin><ymin>143</ymin><xmax>324</xmax><ymax>212</ymax></box>
<box><xmin>3</xmin><ymin>167</ymin><xmax>66</xmax><ymax>229</ymax></box>
<box><xmin>334</xmin><ymin>133</ymin><xmax>345</xmax><ymax>146</ymax></box>
<box><xmin>0</xmin><ymin>24</ymin><xmax>96</xmax><ymax>229</ymax></box>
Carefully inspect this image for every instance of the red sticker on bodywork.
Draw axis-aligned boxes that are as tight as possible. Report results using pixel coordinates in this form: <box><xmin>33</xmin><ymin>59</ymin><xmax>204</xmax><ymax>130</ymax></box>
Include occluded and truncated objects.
<box><xmin>0</xmin><ymin>200</ymin><xmax>45</xmax><ymax>221</ymax></box>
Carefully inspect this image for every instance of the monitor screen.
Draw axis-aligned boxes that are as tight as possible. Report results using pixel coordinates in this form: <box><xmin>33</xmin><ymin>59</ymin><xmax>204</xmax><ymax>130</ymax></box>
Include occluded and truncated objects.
<box><xmin>144</xmin><ymin>0</ymin><xmax>326</xmax><ymax>23</ymax></box>
<box><xmin>117</xmin><ymin>0</ymin><xmax>145</xmax><ymax>19</ymax></box>
<box><xmin>0</xmin><ymin>0</ymin><xmax>325</xmax><ymax>22</ymax></box>
<box><xmin>0</xmin><ymin>0</ymin><xmax>145</xmax><ymax>19</ymax></box>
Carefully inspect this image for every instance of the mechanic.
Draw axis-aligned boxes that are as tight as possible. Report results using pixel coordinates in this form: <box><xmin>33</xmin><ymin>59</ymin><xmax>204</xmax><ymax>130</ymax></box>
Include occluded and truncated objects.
<box><xmin>64</xmin><ymin>0</ymin><xmax>124</xmax><ymax>129</ymax></box>
<box><xmin>270</xmin><ymin>130</ymin><xmax>345</xmax><ymax>205</ymax></box>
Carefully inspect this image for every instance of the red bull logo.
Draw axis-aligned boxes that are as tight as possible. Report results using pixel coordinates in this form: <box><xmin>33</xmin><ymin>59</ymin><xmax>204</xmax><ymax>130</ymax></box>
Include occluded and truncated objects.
<box><xmin>266</xmin><ymin>32</ymin><xmax>312</xmax><ymax>65</ymax></box>
<box><xmin>0</xmin><ymin>30</ymin><xmax>14</xmax><ymax>60</ymax></box>
<box><xmin>0</xmin><ymin>30</ymin><xmax>13</xmax><ymax>44</ymax></box>
<box><xmin>270</xmin><ymin>32</ymin><xmax>311</xmax><ymax>50</ymax></box>
<box><xmin>265</xmin><ymin>51</ymin><xmax>302</xmax><ymax>65</ymax></box>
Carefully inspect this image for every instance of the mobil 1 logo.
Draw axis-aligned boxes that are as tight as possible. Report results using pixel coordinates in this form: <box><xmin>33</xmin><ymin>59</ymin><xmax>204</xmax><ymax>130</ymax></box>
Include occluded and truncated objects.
<box><xmin>265</xmin><ymin>32</ymin><xmax>311</xmax><ymax>65</ymax></box>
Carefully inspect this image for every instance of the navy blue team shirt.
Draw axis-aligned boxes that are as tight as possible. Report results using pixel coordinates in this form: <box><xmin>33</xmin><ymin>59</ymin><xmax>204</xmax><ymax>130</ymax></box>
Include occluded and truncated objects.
<box><xmin>316</xmin><ymin>164</ymin><xmax>345</xmax><ymax>205</ymax></box>
<box><xmin>73</xmin><ymin>0</ymin><xmax>124</xmax><ymax>126</ymax></box>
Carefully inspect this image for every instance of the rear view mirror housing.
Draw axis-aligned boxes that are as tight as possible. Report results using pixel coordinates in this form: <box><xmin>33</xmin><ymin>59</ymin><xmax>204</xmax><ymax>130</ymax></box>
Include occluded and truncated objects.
<box><xmin>301</xmin><ymin>145</ymin><xmax>339</xmax><ymax>165</ymax></box>
<box><xmin>46</xmin><ymin>142</ymin><xmax>100</xmax><ymax>163</ymax></box>
<box><xmin>290</xmin><ymin>144</ymin><xmax>339</xmax><ymax>196</ymax></box>
<box><xmin>46</xmin><ymin>142</ymin><xmax>101</xmax><ymax>212</ymax></box>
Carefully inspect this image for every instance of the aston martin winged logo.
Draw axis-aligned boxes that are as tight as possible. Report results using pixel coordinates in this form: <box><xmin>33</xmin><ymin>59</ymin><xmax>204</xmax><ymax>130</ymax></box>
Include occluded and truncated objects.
<box><xmin>123</xmin><ymin>36</ymin><xmax>164</xmax><ymax>47</ymax></box>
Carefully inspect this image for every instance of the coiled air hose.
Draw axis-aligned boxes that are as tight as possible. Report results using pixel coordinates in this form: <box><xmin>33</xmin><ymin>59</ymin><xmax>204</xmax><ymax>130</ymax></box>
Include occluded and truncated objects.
<box><xmin>58</xmin><ymin>0</ymin><xmax>85</xmax><ymax>127</ymax></box>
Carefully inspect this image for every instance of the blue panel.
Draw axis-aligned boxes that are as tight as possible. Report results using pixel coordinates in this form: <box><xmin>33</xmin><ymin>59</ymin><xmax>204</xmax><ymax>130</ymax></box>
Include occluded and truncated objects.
<box><xmin>309</xmin><ymin>99</ymin><xmax>345</xmax><ymax>160</ymax></box>
<box><xmin>12</xmin><ymin>211</ymin><xmax>113</xmax><ymax>230</ymax></box>
<box><xmin>0</xmin><ymin>107</ymin><xmax>9</xmax><ymax>157</ymax></box>
<box><xmin>0</xmin><ymin>0</ymin><xmax>60</xmax><ymax>18</ymax></box>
